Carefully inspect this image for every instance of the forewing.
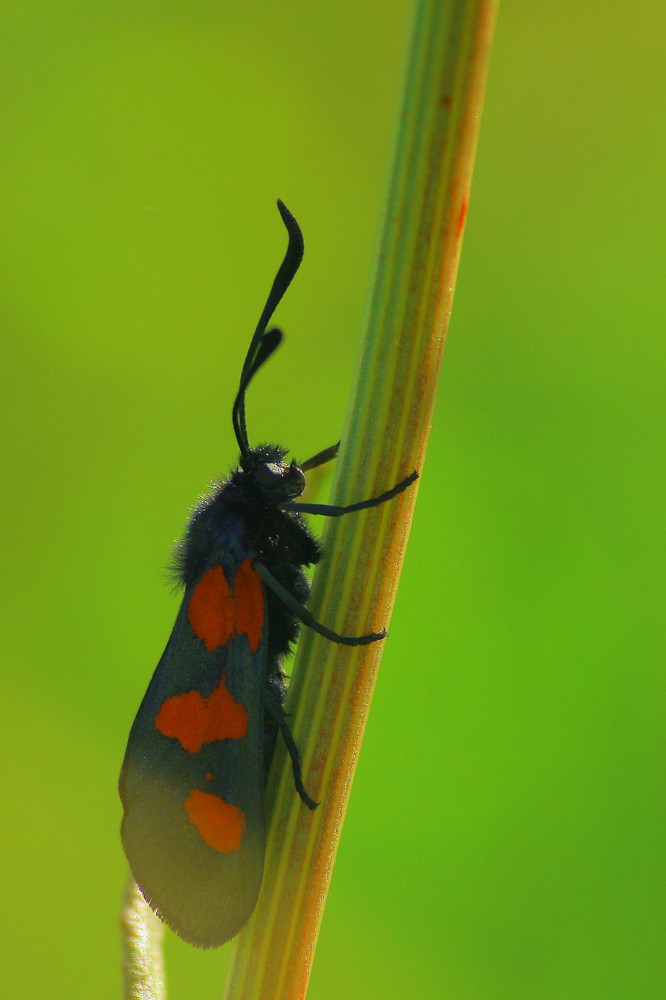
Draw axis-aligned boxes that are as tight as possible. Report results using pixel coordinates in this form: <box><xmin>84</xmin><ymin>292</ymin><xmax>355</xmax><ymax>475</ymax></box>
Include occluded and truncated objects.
<box><xmin>120</xmin><ymin>562</ymin><xmax>267</xmax><ymax>948</ymax></box>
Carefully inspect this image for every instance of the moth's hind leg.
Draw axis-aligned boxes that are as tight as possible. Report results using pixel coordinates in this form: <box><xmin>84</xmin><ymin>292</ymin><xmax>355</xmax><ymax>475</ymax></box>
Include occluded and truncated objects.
<box><xmin>263</xmin><ymin>691</ymin><xmax>318</xmax><ymax>811</ymax></box>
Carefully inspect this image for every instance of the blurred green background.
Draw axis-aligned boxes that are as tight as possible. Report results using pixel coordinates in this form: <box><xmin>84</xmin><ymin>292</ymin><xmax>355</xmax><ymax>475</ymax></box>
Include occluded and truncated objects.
<box><xmin>2</xmin><ymin>1</ymin><xmax>665</xmax><ymax>997</ymax></box>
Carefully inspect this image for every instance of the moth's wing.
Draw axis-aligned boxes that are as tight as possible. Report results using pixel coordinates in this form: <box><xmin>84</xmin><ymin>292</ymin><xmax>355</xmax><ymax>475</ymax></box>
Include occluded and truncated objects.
<box><xmin>119</xmin><ymin>580</ymin><xmax>267</xmax><ymax>949</ymax></box>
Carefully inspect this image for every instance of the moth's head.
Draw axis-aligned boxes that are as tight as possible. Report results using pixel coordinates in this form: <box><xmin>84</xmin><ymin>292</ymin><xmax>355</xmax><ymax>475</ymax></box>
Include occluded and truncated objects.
<box><xmin>240</xmin><ymin>445</ymin><xmax>306</xmax><ymax>502</ymax></box>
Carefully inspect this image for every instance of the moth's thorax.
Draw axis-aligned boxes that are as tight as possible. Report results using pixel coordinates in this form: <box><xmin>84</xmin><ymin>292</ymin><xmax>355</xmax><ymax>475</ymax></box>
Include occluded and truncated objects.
<box><xmin>176</xmin><ymin>445</ymin><xmax>317</xmax><ymax>588</ymax></box>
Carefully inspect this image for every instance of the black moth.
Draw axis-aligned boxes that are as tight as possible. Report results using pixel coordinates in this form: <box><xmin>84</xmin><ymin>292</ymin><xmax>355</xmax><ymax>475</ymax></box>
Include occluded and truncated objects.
<box><xmin>119</xmin><ymin>200</ymin><xmax>418</xmax><ymax>947</ymax></box>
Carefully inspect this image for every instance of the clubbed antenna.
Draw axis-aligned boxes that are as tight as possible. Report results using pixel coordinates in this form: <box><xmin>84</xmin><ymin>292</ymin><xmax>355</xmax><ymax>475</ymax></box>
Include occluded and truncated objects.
<box><xmin>232</xmin><ymin>201</ymin><xmax>304</xmax><ymax>459</ymax></box>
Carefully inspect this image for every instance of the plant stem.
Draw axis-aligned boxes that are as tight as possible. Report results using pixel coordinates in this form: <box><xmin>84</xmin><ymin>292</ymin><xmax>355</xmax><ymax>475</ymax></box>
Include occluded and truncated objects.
<box><xmin>223</xmin><ymin>1</ymin><xmax>499</xmax><ymax>998</ymax></box>
<box><xmin>120</xmin><ymin>876</ymin><xmax>167</xmax><ymax>1000</ymax></box>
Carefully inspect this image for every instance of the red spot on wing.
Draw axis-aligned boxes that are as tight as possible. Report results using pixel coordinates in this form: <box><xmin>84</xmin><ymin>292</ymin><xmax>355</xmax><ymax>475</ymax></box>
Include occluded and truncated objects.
<box><xmin>188</xmin><ymin>561</ymin><xmax>264</xmax><ymax>653</ymax></box>
<box><xmin>185</xmin><ymin>789</ymin><xmax>246</xmax><ymax>853</ymax></box>
<box><xmin>155</xmin><ymin>673</ymin><xmax>248</xmax><ymax>753</ymax></box>
<box><xmin>233</xmin><ymin>559</ymin><xmax>264</xmax><ymax>653</ymax></box>
<box><xmin>187</xmin><ymin>565</ymin><xmax>234</xmax><ymax>652</ymax></box>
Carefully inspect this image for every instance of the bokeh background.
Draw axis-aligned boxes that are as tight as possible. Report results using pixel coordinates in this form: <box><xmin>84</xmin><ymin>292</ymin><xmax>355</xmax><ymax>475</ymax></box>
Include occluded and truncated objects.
<box><xmin>2</xmin><ymin>2</ymin><xmax>665</xmax><ymax>998</ymax></box>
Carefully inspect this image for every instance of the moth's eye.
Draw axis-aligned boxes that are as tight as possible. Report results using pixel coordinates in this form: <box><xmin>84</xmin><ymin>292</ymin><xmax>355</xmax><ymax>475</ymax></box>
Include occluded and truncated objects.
<box><xmin>255</xmin><ymin>462</ymin><xmax>286</xmax><ymax>488</ymax></box>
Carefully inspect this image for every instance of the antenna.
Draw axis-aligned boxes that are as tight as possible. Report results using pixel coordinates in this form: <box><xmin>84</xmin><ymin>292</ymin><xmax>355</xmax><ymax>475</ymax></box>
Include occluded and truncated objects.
<box><xmin>232</xmin><ymin>200</ymin><xmax>304</xmax><ymax>458</ymax></box>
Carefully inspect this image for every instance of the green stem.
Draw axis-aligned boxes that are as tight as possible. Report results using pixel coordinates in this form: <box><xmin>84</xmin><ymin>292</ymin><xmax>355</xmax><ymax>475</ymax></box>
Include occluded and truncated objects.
<box><xmin>224</xmin><ymin>1</ymin><xmax>499</xmax><ymax>998</ymax></box>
